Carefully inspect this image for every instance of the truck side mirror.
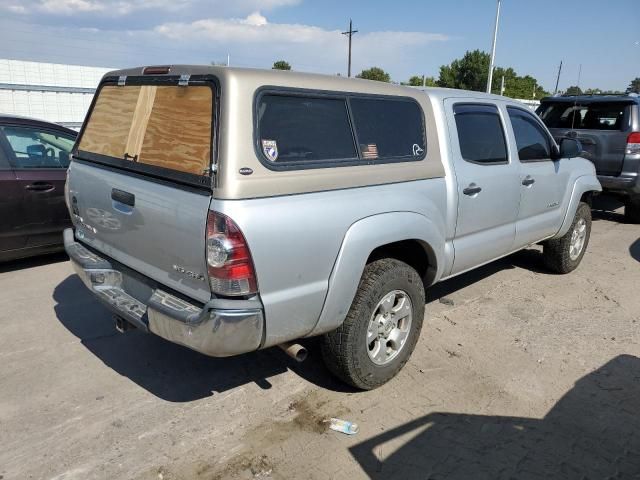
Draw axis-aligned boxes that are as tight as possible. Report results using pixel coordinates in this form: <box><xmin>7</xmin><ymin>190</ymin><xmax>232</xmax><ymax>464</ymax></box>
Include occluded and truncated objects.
<box><xmin>558</xmin><ymin>137</ymin><xmax>582</xmax><ymax>159</ymax></box>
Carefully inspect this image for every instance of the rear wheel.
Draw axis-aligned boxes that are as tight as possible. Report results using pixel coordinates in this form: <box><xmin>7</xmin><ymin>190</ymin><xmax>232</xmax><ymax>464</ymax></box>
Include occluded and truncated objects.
<box><xmin>624</xmin><ymin>196</ymin><xmax>640</xmax><ymax>224</ymax></box>
<box><xmin>543</xmin><ymin>202</ymin><xmax>591</xmax><ymax>274</ymax></box>
<box><xmin>321</xmin><ymin>259</ymin><xmax>425</xmax><ymax>390</ymax></box>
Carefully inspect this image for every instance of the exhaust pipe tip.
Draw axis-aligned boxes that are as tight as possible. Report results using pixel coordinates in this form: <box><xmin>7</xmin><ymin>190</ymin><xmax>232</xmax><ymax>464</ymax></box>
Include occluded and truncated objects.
<box><xmin>278</xmin><ymin>342</ymin><xmax>308</xmax><ymax>363</ymax></box>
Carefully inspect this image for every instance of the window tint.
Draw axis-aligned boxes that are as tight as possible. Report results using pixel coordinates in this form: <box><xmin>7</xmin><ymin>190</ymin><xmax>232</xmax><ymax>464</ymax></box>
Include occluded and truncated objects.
<box><xmin>2</xmin><ymin>126</ymin><xmax>75</xmax><ymax>169</ymax></box>
<box><xmin>453</xmin><ymin>104</ymin><xmax>507</xmax><ymax>164</ymax></box>
<box><xmin>349</xmin><ymin>97</ymin><xmax>425</xmax><ymax>160</ymax></box>
<box><xmin>257</xmin><ymin>94</ymin><xmax>357</xmax><ymax>163</ymax></box>
<box><xmin>538</xmin><ymin>102</ymin><xmax>629</xmax><ymax>131</ymax></box>
<box><xmin>508</xmin><ymin>107</ymin><xmax>551</xmax><ymax>161</ymax></box>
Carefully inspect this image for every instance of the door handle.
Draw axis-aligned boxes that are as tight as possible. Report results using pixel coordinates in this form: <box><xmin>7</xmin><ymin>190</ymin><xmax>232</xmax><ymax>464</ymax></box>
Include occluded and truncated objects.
<box><xmin>111</xmin><ymin>188</ymin><xmax>135</xmax><ymax>207</ymax></box>
<box><xmin>463</xmin><ymin>184</ymin><xmax>482</xmax><ymax>196</ymax></box>
<box><xmin>522</xmin><ymin>176</ymin><xmax>536</xmax><ymax>187</ymax></box>
<box><xmin>25</xmin><ymin>182</ymin><xmax>54</xmax><ymax>192</ymax></box>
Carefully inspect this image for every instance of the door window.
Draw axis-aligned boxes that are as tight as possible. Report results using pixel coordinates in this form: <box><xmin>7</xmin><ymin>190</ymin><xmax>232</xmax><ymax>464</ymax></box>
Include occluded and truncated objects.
<box><xmin>1</xmin><ymin>126</ymin><xmax>76</xmax><ymax>169</ymax></box>
<box><xmin>453</xmin><ymin>104</ymin><xmax>508</xmax><ymax>164</ymax></box>
<box><xmin>508</xmin><ymin>107</ymin><xmax>552</xmax><ymax>161</ymax></box>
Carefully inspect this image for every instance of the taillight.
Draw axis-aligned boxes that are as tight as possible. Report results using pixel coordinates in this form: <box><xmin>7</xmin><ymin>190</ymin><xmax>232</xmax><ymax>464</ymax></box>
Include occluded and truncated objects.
<box><xmin>626</xmin><ymin>132</ymin><xmax>640</xmax><ymax>155</ymax></box>
<box><xmin>206</xmin><ymin>211</ymin><xmax>257</xmax><ymax>296</ymax></box>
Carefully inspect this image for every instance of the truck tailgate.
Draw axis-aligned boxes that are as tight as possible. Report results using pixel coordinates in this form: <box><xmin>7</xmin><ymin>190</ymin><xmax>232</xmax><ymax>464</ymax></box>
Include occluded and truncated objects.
<box><xmin>68</xmin><ymin>161</ymin><xmax>212</xmax><ymax>304</ymax></box>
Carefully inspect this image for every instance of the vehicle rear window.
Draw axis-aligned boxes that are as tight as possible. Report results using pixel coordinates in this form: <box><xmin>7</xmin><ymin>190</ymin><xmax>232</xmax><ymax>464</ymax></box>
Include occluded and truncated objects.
<box><xmin>453</xmin><ymin>104</ymin><xmax>508</xmax><ymax>164</ymax></box>
<box><xmin>77</xmin><ymin>84</ymin><xmax>213</xmax><ymax>176</ymax></box>
<box><xmin>257</xmin><ymin>94</ymin><xmax>357</xmax><ymax>164</ymax></box>
<box><xmin>538</xmin><ymin>102</ymin><xmax>630</xmax><ymax>131</ymax></box>
<box><xmin>349</xmin><ymin>97</ymin><xmax>425</xmax><ymax>160</ymax></box>
<box><xmin>508</xmin><ymin>107</ymin><xmax>551</xmax><ymax>161</ymax></box>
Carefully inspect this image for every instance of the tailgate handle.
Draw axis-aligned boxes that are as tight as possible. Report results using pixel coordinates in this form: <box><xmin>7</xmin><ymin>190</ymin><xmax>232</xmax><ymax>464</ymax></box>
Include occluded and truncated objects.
<box><xmin>111</xmin><ymin>188</ymin><xmax>135</xmax><ymax>207</ymax></box>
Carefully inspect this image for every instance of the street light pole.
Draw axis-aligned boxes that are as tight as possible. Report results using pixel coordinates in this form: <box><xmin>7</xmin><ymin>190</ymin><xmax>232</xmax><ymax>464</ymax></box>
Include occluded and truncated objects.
<box><xmin>487</xmin><ymin>0</ymin><xmax>502</xmax><ymax>93</ymax></box>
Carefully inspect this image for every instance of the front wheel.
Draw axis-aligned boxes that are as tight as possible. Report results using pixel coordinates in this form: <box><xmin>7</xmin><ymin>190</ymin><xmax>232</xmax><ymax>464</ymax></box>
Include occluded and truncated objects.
<box><xmin>543</xmin><ymin>202</ymin><xmax>592</xmax><ymax>274</ymax></box>
<box><xmin>321</xmin><ymin>259</ymin><xmax>425</xmax><ymax>390</ymax></box>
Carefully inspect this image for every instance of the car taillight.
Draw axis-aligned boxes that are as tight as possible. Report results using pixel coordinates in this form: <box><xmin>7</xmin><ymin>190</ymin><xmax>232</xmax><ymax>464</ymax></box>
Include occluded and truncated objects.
<box><xmin>206</xmin><ymin>211</ymin><xmax>257</xmax><ymax>296</ymax></box>
<box><xmin>626</xmin><ymin>132</ymin><xmax>640</xmax><ymax>155</ymax></box>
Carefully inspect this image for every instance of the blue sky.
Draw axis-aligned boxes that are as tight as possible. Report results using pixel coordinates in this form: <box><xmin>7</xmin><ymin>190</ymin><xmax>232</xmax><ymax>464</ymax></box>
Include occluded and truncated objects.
<box><xmin>0</xmin><ymin>0</ymin><xmax>637</xmax><ymax>92</ymax></box>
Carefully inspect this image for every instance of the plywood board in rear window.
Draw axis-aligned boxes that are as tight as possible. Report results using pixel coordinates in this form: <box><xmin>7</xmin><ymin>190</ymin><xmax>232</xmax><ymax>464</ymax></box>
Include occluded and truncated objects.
<box><xmin>78</xmin><ymin>84</ymin><xmax>213</xmax><ymax>176</ymax></box>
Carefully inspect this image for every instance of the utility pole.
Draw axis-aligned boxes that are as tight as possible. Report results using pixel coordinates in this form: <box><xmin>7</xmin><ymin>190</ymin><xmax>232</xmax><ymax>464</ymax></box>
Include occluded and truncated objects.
<box><xmin>422</xmin><ymin>74</ymin><xmax>426</xmax><ymax>87</ymax></box>
<box><xmin>553</xmin><ymin>60</ymin><xmax>562</xmax><ymax>94</ymax></box>
<box><xmin>500</xmin><ymin>75</ymin><xmax>505</xmax><ymax>96</ymax></box>
<box><xmin>342</xmin><ymin>19</ymin><xmax>358</xmax><ymax>77</ymax></box>
<box><xmin>487</xmin><ymin>0</ymin><xmax>502</xmax><ymax>93</ymax></box>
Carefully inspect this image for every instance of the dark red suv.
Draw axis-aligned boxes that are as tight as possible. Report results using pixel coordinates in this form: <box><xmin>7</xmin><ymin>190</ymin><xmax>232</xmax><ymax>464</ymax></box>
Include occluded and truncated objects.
<box><xmin>0</xmin><ymin>115</ymin><xmax>77</xmax><ymax>262</ymax></box>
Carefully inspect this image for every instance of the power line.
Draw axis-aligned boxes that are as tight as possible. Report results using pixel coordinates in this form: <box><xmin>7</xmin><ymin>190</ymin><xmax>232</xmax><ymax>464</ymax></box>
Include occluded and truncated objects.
<box><xmin>341</xmin><ymin>19</ymin><xmax>358</xmax><ymax>78</ymax></box>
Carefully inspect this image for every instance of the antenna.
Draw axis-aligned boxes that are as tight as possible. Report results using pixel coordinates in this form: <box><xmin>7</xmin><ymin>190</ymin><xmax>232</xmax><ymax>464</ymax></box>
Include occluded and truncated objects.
<box><xmin>554</xmin><ymin>60</ymin><xmax>562</xmax><ymax>94</ymax></box>
<box><xmin>570</xmin><ymin>64</ymin><xmax>582</xmax><ymax>130</ymax></box>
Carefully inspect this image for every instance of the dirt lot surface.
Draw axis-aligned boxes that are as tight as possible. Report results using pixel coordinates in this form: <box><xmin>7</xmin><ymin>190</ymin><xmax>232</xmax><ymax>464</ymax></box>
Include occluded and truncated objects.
<box><xmin>1</xmin><ymin>199</ymin><xmax>639</xmax><ymax>480</ymax></box>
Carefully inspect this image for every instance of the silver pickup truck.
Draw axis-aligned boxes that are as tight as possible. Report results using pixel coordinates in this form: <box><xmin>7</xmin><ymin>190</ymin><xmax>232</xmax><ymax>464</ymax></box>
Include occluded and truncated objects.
<box><xmin>64</xmin><ymin>66</ymin><xmax>601</xmax><ymax>389</ymax></box>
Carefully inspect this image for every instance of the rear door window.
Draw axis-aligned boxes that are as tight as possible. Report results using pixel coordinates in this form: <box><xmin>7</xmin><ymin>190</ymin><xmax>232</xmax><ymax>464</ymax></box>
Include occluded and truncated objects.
<box><xmin>349</xmin><ymin>97</ymin><xmax>425</xmax><ymax>160</ymax></box>
<box><xmin>453</xmin><ymin>104</ymin><xmax>508</xmax><ymax>164</ymax></box>
<box><xmin>77</xmin><ymin>84</ymin><xmax>213</xmax><ymax>177</ymax></box>
<box><xmin>257</xmin><ymin>94</ymin><xmax>357</xmax><ymax>164</ymax></box>
<box><xmin>538</xmin><ymin>102</ymin><xmax>630</xmax><ymax>131</ymax></box>
<box><xmin>508</xmin><ymin>107</ymin><xmax>552</xmax><ymax>161</ymax></box>
<box><xmin>1</xmin><ymin>125</ymin><xmax>75</xmax><ymax>169</ymax></box>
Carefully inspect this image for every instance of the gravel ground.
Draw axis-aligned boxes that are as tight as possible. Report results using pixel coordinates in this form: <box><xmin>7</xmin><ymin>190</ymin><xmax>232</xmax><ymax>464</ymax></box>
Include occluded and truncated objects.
<box><xmin>0</xmin><ymin>198</ymin><xmax>638</xmax><ymax>480</ymax></box>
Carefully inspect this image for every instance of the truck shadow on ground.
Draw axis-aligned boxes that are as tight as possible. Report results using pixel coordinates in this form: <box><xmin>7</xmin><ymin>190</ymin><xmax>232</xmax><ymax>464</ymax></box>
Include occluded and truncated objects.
<box><xmin>426</xmin><ymin>248</ymin><xmax>548</xmax><ymax>302</ymax></box>
<box><xmin>52</xmin><ymin>274</ymin><xmax>353</xmax><ymax>402</ymax></box>
<box><xmin>0</xmin><ymin>251</ymin><xmax>68</xmax><ymax>274</ymax></box>
<box><xmin>53</xmin><ymin>246</ymin><xmax>551</xmax><ymax>402</ymax></box>
<box><xmin>350</xmin><ymin>354</ymin><xmax>640</xmax><ymax>479</ymax></box>
<box><xmin>591</xmin><ymin>194</ymin><xmax>626</xmax><ymax>223</ymax></box>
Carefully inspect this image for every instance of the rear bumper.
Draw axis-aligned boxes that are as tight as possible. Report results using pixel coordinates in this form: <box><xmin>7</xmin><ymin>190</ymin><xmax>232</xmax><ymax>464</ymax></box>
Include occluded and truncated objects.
<box><xmin>597</xmin><ymin>174</ymin><xmax>639</xmax><ymax>195</ymax></box>
<box><xmin>63</xmin><ymin>229</ymin><xmax>264</xmax><ymax>357</ymax></box>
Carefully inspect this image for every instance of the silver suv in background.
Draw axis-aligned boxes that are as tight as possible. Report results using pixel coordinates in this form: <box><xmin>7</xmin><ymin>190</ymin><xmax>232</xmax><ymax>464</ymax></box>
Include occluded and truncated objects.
<box><xmin>537</xmin><ymin>94</ymin><xmax>640</xmax><ymax>222</ymax></box>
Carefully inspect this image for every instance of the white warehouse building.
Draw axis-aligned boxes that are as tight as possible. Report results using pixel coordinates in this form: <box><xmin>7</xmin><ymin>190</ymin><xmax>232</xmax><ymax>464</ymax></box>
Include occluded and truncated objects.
<box><xmin>0</xmin><ymin>59</ymin><xmax>112</xmax><ymax>129</ymax></box>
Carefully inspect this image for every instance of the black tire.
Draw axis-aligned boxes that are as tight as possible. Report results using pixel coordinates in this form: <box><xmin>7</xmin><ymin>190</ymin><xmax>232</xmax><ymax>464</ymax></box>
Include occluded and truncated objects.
<box><xmin>321</xmin><ymin>259</ymin><xmax>425</xmax><ymax>390</ymax></box>
<box><xmin>543</xmin><ymin>202</ymin><xmax>592</xmax><ymax>274</ymax></box>
<box><xmin>624</xmin><ymin>196</ymin><xmax>640</xmax><ymax>224</ymax></box>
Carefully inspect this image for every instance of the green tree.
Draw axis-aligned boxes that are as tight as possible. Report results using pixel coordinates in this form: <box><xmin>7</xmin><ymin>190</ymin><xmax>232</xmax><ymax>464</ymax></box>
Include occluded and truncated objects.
<box><xmin>272</xmin><ymin>60</ymin><xmax>291</xmax><ymax>71</ymax></box>
<box><xmin>356</xmin><ymin>67</ymin><xmax>391</xmax><ymax>82</ymax></box>
<box><xmin>627</xmin><ymin>77</ymin><xmax>640</xmax><ymax>94</ymax></box>
<box><xmin>437</xmin><ymin>49</ymin><xmax>490</xmax><ymax>91</ymax></box>
<box><xmin>436</xmin><ymin>50</ymin><xmax>550</xmax><ymax>99</ymax></box>
<box><xmin>406</xmin><ymin>75</ymin><xmax>437</xmax><ymax>87</ymax></box>
<box><xmin>492</xmin><ymin>68</ymin><xmax>549</xmax><ymax>99</ymax></box>
<box><xmin>564</xmin><ymin>85</ymin><xmax>583</xmax><ymax>96</ymax></box>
